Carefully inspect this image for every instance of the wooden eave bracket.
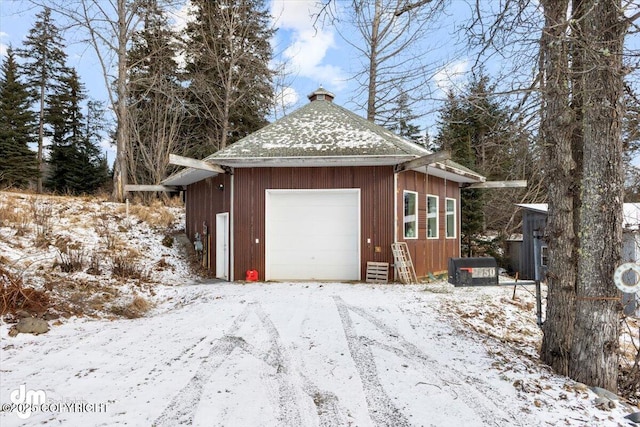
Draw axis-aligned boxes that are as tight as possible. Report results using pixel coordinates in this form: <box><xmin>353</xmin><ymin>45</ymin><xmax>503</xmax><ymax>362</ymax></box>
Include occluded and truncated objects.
<box><xmin>169</xmin><ymin>154</ymin><xmax>229</xmax><ymax>174</ymax></box>
<box><xmin>463</xmin><ymin>180</ymin><xmax>528</xmax><ymax>189</ymax></box>
<box><xmin>394</xmin><ymin>150</ymin><xmax>451</xmax><ymax>173</ymax></box>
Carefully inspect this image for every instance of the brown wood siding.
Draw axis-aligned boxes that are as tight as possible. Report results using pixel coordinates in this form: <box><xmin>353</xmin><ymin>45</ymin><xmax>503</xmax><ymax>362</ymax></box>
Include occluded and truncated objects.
<box><xmin>397</xmin><ymin>171</ymin><xmax>461</xmax><ymax>277</ymax></box>
<box><xmin>232</xmin><ymin>166</ymin><xmax>395</xmax><ymax>281</ymax></box>
<box><xmin>185</xmin><ymin>174</ymin><xmax>232</xmax><ymax>274</ymax></box>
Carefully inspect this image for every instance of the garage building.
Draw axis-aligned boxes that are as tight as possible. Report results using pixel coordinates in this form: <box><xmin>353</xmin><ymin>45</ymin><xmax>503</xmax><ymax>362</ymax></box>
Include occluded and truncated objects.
<box><xmin>163</xmin><ymin>88</ymin><xmax>485</xmax><ymax>281</ymax></box>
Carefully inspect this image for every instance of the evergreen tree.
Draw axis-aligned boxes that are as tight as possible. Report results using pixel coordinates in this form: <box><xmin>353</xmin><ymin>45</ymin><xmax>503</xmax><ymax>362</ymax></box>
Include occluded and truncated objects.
<box><xmin>387</xmin><ymin>89</ymin><xmax>422</xmax><ymax>141</ymax></box>
<box><xmin>17</xmin><ymin>7</ymin><xmax>69</xmax><ymax>193</ymax></box>
<box><xmin>435</xmin><ymin>89</ymin><xmax>484</xmax><ymax>257</ymax></box>
<box><xmin>0</xmin><ymin>48</ymin><xmax>39</xmax><ymax>188</ymax></box>
<box><xmin>183</xmin><ymin>0</ymin><xmax>274</xmax><ymax>156</ymax></box>
<box><xmin>84</xmin><ymin>100</ymin><xmax>110</xmax><ymax>191</ymax></box>
<box><xmin>127</xmin><ymin>0</ymin><xmax>184</xmax><ymax>191</ymax></box>
<box><xmin>435</xmin><ymin>75</ymin><xmax>532</xmax><ymax>257</ymax></box>
<box><xmin>46</xmin><ymin>69</ymin><xmax>107</xmax><ymax>194</ymax></box>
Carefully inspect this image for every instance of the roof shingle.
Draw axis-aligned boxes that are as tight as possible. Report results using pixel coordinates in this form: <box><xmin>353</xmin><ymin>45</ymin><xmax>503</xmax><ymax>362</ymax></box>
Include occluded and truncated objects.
<box><xmin>207</xmin><ymin>98</ymin><xmax>430</xmax><ymax>160</ymax></box>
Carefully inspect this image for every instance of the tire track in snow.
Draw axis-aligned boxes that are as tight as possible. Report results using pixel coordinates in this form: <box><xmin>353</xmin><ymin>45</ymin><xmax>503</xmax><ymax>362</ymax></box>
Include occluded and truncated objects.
<box><xmin>252</xmin><ymin>304</ymin><xmax>303</xmax><ymax>427</ymax></box>
<box><xmin>333</xmin><ymin>296</ymin><xmax>412</xmax><ymax>427</ymax></box>
<box><xmin>253</xmin><ymin>304</ymin><xmax>346</xmax><ymax>427</ymax></box>
<box><xmin>335</xmin><ymin>297</ymin><xmax>524</xmax><ymax>427</ymax></box>
<box><xmin>153</xmin><ymin>302</ymin><xmax>345</xmax><ymax>427</ymax></box>
<box><xmin>152</xmin><ymin>305</ymin><xmax>252</xmax><ymax>426</ymax></box>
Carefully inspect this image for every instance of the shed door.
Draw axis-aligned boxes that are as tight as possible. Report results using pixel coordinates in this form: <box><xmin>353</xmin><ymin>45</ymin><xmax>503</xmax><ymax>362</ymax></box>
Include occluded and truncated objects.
<box><xmin>265</xmin><ymin>189</ymin><xmax>360</xmax><ymax>281</ymax></box>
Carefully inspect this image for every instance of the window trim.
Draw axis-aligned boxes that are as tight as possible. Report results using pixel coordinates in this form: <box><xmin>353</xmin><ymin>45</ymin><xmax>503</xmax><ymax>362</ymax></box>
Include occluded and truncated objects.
<box><xmin>426</xmin><ymin>194</ymin><xmax>439</xmax><ymax>239</ymax></box>
<box><xmin>403</xmin><ymin>190</ymin><xmax>418</xmax><ymax>239</ymax></box>
<box><xmin>445</xmin><ymin>197</ymin><xmax>456</xmax><ymax>239</ymax></box>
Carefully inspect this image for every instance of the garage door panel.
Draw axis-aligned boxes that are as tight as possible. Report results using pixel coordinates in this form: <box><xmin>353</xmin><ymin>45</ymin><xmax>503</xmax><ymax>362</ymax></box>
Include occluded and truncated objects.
<box><xmin>269</xmin><ymin>239</ymin><xmax>359</xmax><ymax>254</ymax></box>
<box><xmin>266</xmin><ymin>190</ymin><xmax>360</xmax><ymax>281</ymax></box>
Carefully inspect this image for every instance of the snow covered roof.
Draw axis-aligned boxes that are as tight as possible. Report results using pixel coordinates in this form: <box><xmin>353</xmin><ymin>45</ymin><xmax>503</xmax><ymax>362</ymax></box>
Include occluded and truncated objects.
<box><xmin>207</xmin><ymin>91</ymin><xmax>430</xmax><ymax>164</ymax></box>
<box><xmin>515</xmin><ymin>203</ymin><xmax>549</xmax><ymax>214</ymax></box>
<box><xmin>162</xmin><ymin>88</ymin><xmax>485</xmax><ymax>186</ymax></box>
<box><xmin>517</xmin><ymin>203</ymin><xmax>640</xmax><ymax>231</ymax></box>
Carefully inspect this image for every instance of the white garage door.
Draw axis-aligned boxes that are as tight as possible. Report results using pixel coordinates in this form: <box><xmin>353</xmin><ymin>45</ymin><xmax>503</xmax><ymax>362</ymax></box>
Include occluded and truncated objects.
<box><xmin>266</xmin><ymin>189</ymin><xmax>360</xmax><ymax>281</ymax></box>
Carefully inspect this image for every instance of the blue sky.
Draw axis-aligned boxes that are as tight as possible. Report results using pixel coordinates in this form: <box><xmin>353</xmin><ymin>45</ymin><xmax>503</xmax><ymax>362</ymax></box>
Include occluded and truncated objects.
<box><xmin>0</xmin><ymin>0</ymin><xmax>469</xmax><ymax>118</ymax></box>
<box><xmin>0</xmin><ymin>0</ymin><xmax>638</xmax><ymax>168</ymax></box>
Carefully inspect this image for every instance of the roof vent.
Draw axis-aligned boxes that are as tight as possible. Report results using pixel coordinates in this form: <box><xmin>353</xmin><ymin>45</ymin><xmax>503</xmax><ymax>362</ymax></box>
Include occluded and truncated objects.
<box><xmin>308</xmin><ymin>87</ymin><xmax>335</xmax><ymax>103</ymax></box>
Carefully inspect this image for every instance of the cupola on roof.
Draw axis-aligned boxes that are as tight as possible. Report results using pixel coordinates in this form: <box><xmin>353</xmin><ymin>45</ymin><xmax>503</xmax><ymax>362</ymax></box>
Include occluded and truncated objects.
<box><xmin>307</xmin><ymin>87</ymin><xmax>335</xmax><ymax>102</ymax></box>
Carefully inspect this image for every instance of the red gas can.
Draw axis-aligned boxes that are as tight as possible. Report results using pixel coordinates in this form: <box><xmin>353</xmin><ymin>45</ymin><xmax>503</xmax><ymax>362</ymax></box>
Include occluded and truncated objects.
<box><xmin>245</xmin><ymin>269</ymin><xmax>258</xmax><ymax>281</ymax></box>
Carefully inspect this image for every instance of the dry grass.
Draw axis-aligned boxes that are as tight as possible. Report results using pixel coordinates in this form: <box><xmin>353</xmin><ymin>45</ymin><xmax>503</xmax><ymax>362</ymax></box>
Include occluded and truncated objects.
<box><xmin>0</xmin><ymin>198</ymin><xmax>23</xmax><ymax>225</ymax></box>
<box><xmin>109</xmin><ymin>295</ymin><xmax>151</xmax><ymax>319</ymax></box>
<box><xmin>0</xmin><ymin>265</ymin><xmax>49</xmax><ymax>315</ymax></box>
<box><xmin>94</xmin><ymin>216</ymin><xmax>124</xmax><ymax>251</ymax></box>
<box><xmin>29</xmin><ymin>196</ymin><xmax>54</xmax><ymax>246</ymax></box>
<box><xmin>0</xmin><ymin>191</ymin><xmax>188</xmax><ymax>321</ymax></box>
<box><xmin>126</xmin><ymin>198</ymin><xmax>178</xmax><ymax>230</ymax></box>
<box><xmin>111</xmin><ymin>251</ymin><xmax>147</xmax><ymax>280</ymax></box>
<box><xmin>0</xmin><ymin>194</ymin><xmax>30</xmax><ymax>235</ymax></box>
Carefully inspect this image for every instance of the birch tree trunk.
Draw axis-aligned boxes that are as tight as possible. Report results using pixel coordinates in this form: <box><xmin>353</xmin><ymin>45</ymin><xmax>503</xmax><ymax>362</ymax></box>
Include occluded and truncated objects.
<box><xmin>112</xmin><ymin>0</ymin><xmax>129</xmax><ymax>202</ymax></box>
<box><xmin>366</xmin><ymin>0</ymin><xmax>381</xmax><ymax>122</ymax></box>
<box><xmin>569</xmin><ymin>0</ymin><xmax>625</xmax><ymax>391</ymax></box>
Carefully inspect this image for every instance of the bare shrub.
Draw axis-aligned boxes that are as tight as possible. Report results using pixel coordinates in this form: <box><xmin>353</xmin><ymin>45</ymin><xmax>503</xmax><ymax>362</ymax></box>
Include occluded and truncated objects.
<box><xmin>94</xmin><ymin>217</ymin><xmax>119</xmax><ymax>250</ymax></box>
<box><xmin>86</xmin><ymin>251</ymin><xmax>103</xmax><ymax>275</ymax></box>
<box><xmin>618</xmin><ymin>311</ymin><xmax>640</xmax><ymax>406</ymax></box>
<box><xmin>53</xmin><ymin>237</ymin><xmax>84</xmax><ymax>273</ymax></box>
<box><xmin>111</xmin><ymin>254</ymin><xmax>146</xmax><ymax>280</ymax></box>
<box><xmin>55</xmin><ymin>248</ymin><xmax>84</xmax><ymax>273</ymax></box>
<box><xmin>30</xmin><ymin>197</ymin><xmax>53</xmax><ymax>247</ymax></box>
<box><xmin>0</xmin><ymin>265</ymin><xmax>49</xmax><ymax>315</ymax></box>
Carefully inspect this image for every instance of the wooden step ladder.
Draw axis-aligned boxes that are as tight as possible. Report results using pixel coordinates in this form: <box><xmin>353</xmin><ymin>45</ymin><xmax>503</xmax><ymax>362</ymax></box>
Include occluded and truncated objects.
<box><xmin>391</xmin><ymin>242</ymin><xmax>418</xmax><ymax>284</ymax></box>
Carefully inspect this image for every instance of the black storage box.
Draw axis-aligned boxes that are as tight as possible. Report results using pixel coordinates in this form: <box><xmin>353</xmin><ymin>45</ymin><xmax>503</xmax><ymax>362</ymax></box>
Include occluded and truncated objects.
<box><xmin>448</xmin><ymin>257</ymin><xmax>499</xmax><ymax>287</ymax></box>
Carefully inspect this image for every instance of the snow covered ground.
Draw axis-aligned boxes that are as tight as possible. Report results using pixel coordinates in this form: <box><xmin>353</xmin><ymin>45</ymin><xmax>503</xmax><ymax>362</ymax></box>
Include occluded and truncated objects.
<box><xmin>0</xmin><ymin>282</ymin><xmax>637</xmax><ymax>426</ymax></box>
<box><xmin>0</xmin><ymin>191</ymin><xmax>638</xmax><ymax>426</ymax></box>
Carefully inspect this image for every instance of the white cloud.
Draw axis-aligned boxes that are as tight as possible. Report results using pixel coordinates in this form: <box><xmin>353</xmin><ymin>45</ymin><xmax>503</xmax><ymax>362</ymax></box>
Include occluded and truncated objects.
<box><xmin>169</xmin><ymin>1</ymin><xmax>195</xmax><ymax>35</ymax></box>
<box><xmin>271</xmin><ymin>0</ymin><xmax>320</xmax><ymax>31</ymax></box>
<box><xmin>270</xmin><ymin>0</ymin><xmax>346</xmax><ymax>91</ymax></box>
<box><xmin>0</xmin><ymin>31</ymin><xmax>8</xmax><ymax>57</ymax></box>
<box><xmin>433</xmin><ymin>60</ymin><xmax>469</xmax><ymax>95</ymax></box>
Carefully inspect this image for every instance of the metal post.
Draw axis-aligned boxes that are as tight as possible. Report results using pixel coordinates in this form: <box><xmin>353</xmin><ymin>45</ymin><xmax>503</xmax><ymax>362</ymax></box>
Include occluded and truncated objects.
<box><xmin>535</xmin><ymin>280</ymin><xmax>543</xmax><ymax>328</ymax></box>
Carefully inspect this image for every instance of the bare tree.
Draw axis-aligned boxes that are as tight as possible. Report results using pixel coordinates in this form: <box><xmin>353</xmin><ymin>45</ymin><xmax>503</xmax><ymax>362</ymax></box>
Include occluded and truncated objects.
<box><xmin>568</xmin><ymin>0</ymin><xmax>628</xmax><ymax>390</ymax></box>
<box><xmin>537</xmin><ymin>0</ymin><xmax>576</xmax><ymax>377</ymax></box>
<box><xmin>397</xmin><ymin>0</ymin><xmax>638</xmax><ymax>391</ymax></box>
<box><xmin>127</xmin><ymin>90</ymin><xmax>185</xmax><ymax>197</ymax></box>
<box><xmin>26</xmin><ymin>0</ymin><xmax>185</xmax><ymax>201</ymax></box>
<box><xmin>323</xmin><ymin>0</ymin><xmax>447</xmax><ymax>125</ymax></box>
<box><xmin>26</xmin><ymin>0</ymin><xmax>146</xmax><ymax>201</ymax></box>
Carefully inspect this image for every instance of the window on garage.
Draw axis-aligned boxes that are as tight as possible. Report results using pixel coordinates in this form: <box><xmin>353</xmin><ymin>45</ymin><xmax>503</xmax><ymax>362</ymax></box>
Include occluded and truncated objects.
<box><xmin>446</xmin><ymin>197</ymin><xmax>456</xmax><ymax>238</ymax></box>
<box><xmin>427</xmin><ymin>195</ymin><xmax>438</xmax><ymax>239</ymax></box>
<box><xmin>404</xmin><ymin>191</ymin><xmax>417</xmax><ymax>239</ymax></box>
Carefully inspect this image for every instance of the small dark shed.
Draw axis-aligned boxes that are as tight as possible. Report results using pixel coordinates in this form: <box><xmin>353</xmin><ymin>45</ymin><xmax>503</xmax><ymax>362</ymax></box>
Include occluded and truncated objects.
<box><xmin>517</xmin><ymin>203</ymin><xmax>640</xmax><ymax>280</ymax></box>
<box><xmin>517</xmin><ymin>204</ymin><xmax>548</xmax><ymax>280</ymax></box>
